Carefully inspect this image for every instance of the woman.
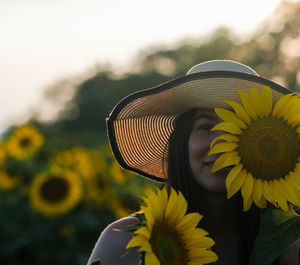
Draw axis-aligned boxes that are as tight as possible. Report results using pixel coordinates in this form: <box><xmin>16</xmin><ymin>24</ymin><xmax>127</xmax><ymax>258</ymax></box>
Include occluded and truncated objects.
<box><xmin>87</xmin><ymin>60</ymin><xmax>299</xmax><ymax>265</ymax></box>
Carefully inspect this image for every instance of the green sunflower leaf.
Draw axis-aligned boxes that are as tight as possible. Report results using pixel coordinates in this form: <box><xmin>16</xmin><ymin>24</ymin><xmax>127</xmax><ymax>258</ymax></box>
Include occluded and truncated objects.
<box><xmin>249</xmin><ymin>205</ymin><xmax>300</xmax><ymax>265</ymax></box>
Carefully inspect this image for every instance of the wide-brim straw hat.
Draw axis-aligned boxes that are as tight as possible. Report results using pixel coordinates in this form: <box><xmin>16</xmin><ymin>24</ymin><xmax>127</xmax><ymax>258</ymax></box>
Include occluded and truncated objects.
<box><xmin>106</xmin><ymin>60</ymin><xmax>292</xmax><ymax>182</ymax></box>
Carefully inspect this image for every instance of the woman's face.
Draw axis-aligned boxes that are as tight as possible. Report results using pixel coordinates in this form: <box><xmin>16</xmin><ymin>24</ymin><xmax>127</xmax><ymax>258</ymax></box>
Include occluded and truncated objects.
<box><xmin>188</xmin><ymin>109</ymin><xmax>229</xmax><ymax>193</ymax></box>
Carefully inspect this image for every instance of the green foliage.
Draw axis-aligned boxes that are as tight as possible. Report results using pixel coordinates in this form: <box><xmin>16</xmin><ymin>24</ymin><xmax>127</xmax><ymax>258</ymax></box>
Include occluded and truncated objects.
<box><xmin>250</xmin><ymin>206</ymin><xmax>300</xmax><ymax>265</ymax></box>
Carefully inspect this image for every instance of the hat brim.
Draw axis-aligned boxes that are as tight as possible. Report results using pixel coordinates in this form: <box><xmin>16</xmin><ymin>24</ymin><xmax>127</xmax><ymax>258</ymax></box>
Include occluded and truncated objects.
<box><xmin>106</xmin><ymin>71</ymin><xmax>292</xmax><ymax>182</ymax></box>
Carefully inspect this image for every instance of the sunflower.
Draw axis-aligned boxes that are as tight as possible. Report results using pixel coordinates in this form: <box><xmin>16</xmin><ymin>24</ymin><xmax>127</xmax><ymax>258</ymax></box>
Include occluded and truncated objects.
<box><xmin>29</xmin><ymin>167</ymin><xmax>82</xmax><ymax>217</ymax></box>
<box><xmin>209</xmin><ymin>85</ymin><xmax>300</xmax><ymax>212</ymax></box>
<box><xmin>6</xmin><ymin>124</ymin><xmax>44</xmax><ymax>160</ymax></box>
<box><xmin>85</xmin><ymin>171</ymin><xmax>112</xmax><ymax>206</ymax></box>
<box><xmin>0</xmin><ymin>144</ymin><xmax>6</xmax><ymax>164</ymax></box>
<box><xmin>127</xmin><ymin>186</ymin><xmax>218</xmax><ymax>265</ymax></box>
<box><xmin>52</xmin><ymin>147</ymin><xmax>97</xmax><ymax>180</ymax></box>
<box><xmin>0</xmin><ymin>169</ymin><xmax>21</xmax><ymax>190</ymax></box>
<box><xmin>0</xmin><ymin>147</ymin><xmax>21</xmax><ymax>190</ymax></box>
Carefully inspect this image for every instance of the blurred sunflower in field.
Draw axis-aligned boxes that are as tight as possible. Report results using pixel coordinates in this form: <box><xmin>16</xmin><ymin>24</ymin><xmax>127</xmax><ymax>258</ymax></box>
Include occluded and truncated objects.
<box><xmin>5</xmin><ymin>124</ymin><xmax>44</xmax><ymax>160</ymax></box>
<box><xmin>85</xmin><ymin>173</ymin><xmax>113</xmax><ymax>206</ymax></box>
<box><xmin>29</xmin><ymin>167</ymin><xmax>82</xmax><ymax>217</ymax></box>
<box><xmin>52</xmin><ymin>147</ymin><xmax>96</xmax><ymax>180</ymax></box>
<box><xmin>0</xmin><ymin>146</ymin><xmax>21</xmax><ymax>190</ymax></box>
<box><xmin>0</xmin><ymin>169</ymin><xmax>21</xmax><ymax>190</ymax></box>
<box><xmin>84</xmin><ymin>154</ymin><xmax>114</xmax><ymax>206</ymax></box>
<box><xmin>0</xmin><ymin>144</ymin><xmax>6</xmax><ymax>164</ymax></box>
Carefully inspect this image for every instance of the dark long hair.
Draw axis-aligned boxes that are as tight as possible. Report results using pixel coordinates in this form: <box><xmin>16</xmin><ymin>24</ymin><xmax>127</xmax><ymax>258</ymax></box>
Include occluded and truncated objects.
<box><xmin>166</xmin><ymin>109</ymin><xmax>262</xmax><ymax>265</ymax></box>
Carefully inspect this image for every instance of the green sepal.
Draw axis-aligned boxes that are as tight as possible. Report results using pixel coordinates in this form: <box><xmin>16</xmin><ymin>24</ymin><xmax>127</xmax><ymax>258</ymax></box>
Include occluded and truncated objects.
<box><xmin>249</xmin><ymin>205</ymin><xmax>300</xmax><ymax>265</ymax></box>
<box><xmin>117</xmin><ymin>212</ymin><xmax>146</xmax><ymax>259</ymax></box>
<box><xmin>138</xmin><ymin>251</ymin><xmax>145</xmax><ymax>265</ymax></box>
<box><xmin>113</xmin><ymin>212</ymin><xmax>145</xmax><ymax>233</ymax></box>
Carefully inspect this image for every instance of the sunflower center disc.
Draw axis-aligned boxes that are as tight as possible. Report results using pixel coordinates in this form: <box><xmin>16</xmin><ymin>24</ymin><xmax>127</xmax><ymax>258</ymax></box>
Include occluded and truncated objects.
<box><xmin>238</xmin><ymin>117</ymin><xmax>300</xmax><ymax>180</ymax></box>
<box><xmin>20</xmin><ymin>137</ymin><xmax>31</xmax><ymax>148</ymax></box>
<box><xmin>150</xmin><ymin>222</ymin><xmax>188</xmax><ymax>265</ymax></box>
<box><xmin>40</xmin><ymin>176</ymin><xmax>69</xmax><ymax>203</ymax></box>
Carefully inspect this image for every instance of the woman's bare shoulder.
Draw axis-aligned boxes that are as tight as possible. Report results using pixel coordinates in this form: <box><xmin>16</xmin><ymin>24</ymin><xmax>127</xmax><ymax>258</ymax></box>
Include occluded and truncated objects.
<box><xmin>87</xmin><ymin>216</ymin><xmax>140</xmax><ymax>265</ymax></box>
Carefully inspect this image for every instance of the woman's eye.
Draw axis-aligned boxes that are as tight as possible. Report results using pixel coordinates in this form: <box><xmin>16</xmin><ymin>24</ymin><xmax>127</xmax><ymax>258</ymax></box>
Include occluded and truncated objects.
<box><xmin>197</xmin><ymin>124</ymin><xmax>213</xmax><ymax>131</ymax></box>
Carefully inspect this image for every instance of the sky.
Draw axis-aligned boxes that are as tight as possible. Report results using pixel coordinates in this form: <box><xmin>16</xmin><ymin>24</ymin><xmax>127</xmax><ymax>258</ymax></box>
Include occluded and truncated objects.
<box><xmin>0</xmin><ymin>0</ymin><xmax>290</xmax><ymax>135</ymax></box>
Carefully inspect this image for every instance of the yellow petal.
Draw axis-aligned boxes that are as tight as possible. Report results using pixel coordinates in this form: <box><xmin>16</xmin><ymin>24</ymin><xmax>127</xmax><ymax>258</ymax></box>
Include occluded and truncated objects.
<box><xmin>208</xmin><ymin>142</ymin><xmax>238</xmax><ymax>156</ymax></box>
<box><xmin>191</xmin><ymin>228</ymin><xmax>209</xmax><ymax>238</ymax></box>
<box><xmin>211</xmin><ymin>151</ymin><xmax>241</xmax><ymax>173</ymax></box>
<box><xmin>177</xmin><ymin>191</ymin><xmax>188</xmax><ymax>217</ymax></box>
<box><xmin>272</xmin><ymin>93</ymin><xmax>294</xmax><ymax>117</ymax></box>
<box><xmin>176</xmin><ymin>212</ymin><xmax>202</xmax><ymax>232</ymax></box>
<box><xmin>262</xmin><ymin>180</ymin><xmax>275</xmax><ymax>205</ymax></box>
<box><xmin>165</xmin><ymin>188</ymin><xmax>177</xmax><ymax>217</ymax></box>
<box><xmin>155</xmin><ymin>187</ymin><xmax>168</xmax><ymax>217</ymax></box>
<box><xmin>141</xmin><ymin>205</ymin><xmax>154</xmax><ymax>229</ymax></box>
<box><xmin>223</xmin><ymin>100</ymin><xmax>251</xmax><ymax>125</ymax></box>
<box><xmin>285</xmin><ymin>105</ymin><xmax>300</xmax><ymax>126</ymax></box>
<box><xmin>211</xmin><ymin>122</ymin><xmax>242</xmax><ymax>135</ymax></box>
<box><xmin>126</xmin><ymin>235</ymin><xmax>147</xmax><ymax>248</ymax></box>
<box><xmin>279</xmin><ymin>178</ymin><xmax>300</xmax><ymax>206</ymax></box>
<box><xmin>165</xmin><ymin>188</ymin><xmax>186</xmax><ymax>223</ymax></box>
<box><xmin>250</xmin><ymin>85</ymin><xmax>265</xmax><ymax>118</ymax></box>
<box><xmin>261</xmin><ymin>85</ymin><xmax>273</xmax><ymax>116</ymax></box>
<box><xmin>145</xmin><ymin>252</ymin><xmax>160</xmax><ymax>265</ymax></box>
<box><xmin>144</xmin><ymin>196</ymin><xmax>159</xmax><ymax>222</ymax></box>
<box><xmin>256</xmin><ymin>196</ymin><xmax>267</xmax><ymax>208</ymax></box>
<box><xmin>280</xmin><ymin>95</ymin><xmax>300</xmax><ymax>118</ymax></box>
<box><xmin>282</xmin><ymin>97</ymin><xmax>300</xmax><ymax>123</ymax></box>
<box><xmin>210</xmin><ymin>133</ymin><xmax>240</xmax><ymax>149</ymax></box>
<box><xmin>287</xmin><ymin>171</ymin><xmax>300</xmax><ymax>191</ymax></box>
<box><xmin>252</xmin><ymin>178</ymin><xmax>263</xmax><ymax>207</ymax></box>
<box><xmin>188</xmin><ymin>261</ymin><xmax>205</xmax><ymax>265</ymax></box>
<box><xmin>134</xmin><ymin>226</ymin><xmax>150</xmax><ymax>238</ymax></box>
<box><xmin>189</xmin><ymin>249</ymin><xmax>218</xmax><ymax>263</ymax></box>
<box><xmin>214</xmin><ymin>108</ymin><xmax>247</xmax><ymax>129</ymax></box>
<box><xmin>226</xmin><ymin>164</ymin><xmax>243</xmax><ymax>191</ymax></box>
<box><xmin>185</xmin><ymin>236</ymin><xmax>215</xmax><ymax>248</ymax></box>
<box><xmin>272</xmin><ymin>179</ymin><xmax>288</xmax><ymax>212</ymax></box>
<box><xmin>241</xmin><ymin>173</ymin><xmax>254</xmax><ymax>211</ymax></box>
<box><xmin>138</xmin><ymin>241</ymin><xmax>152</xmax><ymax>252</ymax></box>
<box><xmin>291</xmin><ymin>120</ymin><xmax>300</xmax><ymax>128</ymax></box>
<box><xmin>243</xmin><ymin>196</ymin><xmax>254</xmax><ymax>212</ymax></box>
<box><xmin>227</xmin><ymin>169</ymin><xmax>246</xmax><ymax>199</ymax></box>
<box><xmin>238</xmin><ymin>90</ymin><xmax>258</xmax><ymax>120</ymax></box>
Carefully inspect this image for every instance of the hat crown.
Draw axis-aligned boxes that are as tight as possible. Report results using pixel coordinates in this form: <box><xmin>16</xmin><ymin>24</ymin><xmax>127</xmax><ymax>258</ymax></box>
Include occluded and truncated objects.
<box><xmin>186</xmin><ymin>60</ymin><xmax>259</xmax><ymax>76</ymax></box>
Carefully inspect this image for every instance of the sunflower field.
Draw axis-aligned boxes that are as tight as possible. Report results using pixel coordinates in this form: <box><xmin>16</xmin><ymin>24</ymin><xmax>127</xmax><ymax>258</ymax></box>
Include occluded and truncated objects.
<box><xmin>0</xmin><ymin>124</ymin><xmax>157</xmax><ymax>265</ymax></box>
